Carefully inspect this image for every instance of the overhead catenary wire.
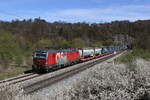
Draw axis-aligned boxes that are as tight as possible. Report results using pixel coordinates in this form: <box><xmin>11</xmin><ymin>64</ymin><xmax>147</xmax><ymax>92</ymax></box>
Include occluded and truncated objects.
<box><xmin>0</xmin><ymin>10</ymin><xmax>25</xmax><ymax>20</ymax></box>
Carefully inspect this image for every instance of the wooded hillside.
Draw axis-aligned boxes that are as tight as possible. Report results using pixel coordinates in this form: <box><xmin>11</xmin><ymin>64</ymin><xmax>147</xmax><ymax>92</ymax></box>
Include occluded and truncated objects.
<box><xmin>0</xmin><ymin>18</ymin><xmax>149</xmax><ymax>69</ymax></box>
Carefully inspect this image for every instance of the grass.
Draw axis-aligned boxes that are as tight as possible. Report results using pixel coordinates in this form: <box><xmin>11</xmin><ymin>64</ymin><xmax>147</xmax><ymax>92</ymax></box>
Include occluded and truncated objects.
<box><xmin>0</xmin><ymin>66</ymin><xmax>30</xmax><ymax>80</ymax></box>
<box><xmin>132</xmin><ymin>48</ymin><xmax>150</xmax><ymax>59</ymax></box>
<box><xmin>0</xmin><ymin>56</ymin><xmax>32</xmax><ymax>80</ymax></box>
<box><xmin>115</xmin><ymin>48</ymin><xmax>150</xmax><ymax>63</ymax></box>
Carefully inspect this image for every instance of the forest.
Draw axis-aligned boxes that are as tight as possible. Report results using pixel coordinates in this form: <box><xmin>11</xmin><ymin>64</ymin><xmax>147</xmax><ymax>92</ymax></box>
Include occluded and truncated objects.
<box><xmin>0</xmin><ymin>18</ymin><xmax>150</xmax><ymax>70</ymax></box>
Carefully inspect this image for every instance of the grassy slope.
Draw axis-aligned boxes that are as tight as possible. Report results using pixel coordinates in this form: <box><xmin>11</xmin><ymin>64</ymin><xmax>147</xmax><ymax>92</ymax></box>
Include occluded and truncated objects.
<box><xmin>115</xmin><ymin>48</ymin><xmax>150</xmax><ymax>63</ymax></box>
<box><xmin>0</xmin><ymin>66</ymin><xmax>31</xmax><ymax>80</ymax></box>
<box><xmin>0</xmin><ymin>54</ymin><xmax>32</xmax><ymax>80</ymax></box>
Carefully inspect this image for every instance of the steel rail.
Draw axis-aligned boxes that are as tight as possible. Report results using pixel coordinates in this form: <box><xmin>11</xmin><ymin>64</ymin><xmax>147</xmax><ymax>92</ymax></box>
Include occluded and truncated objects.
<box><xmin>0</xmin><ymin>73</ymin><xmax>35</xmax><ymax>84</ymax></box>
<box><xmin>0</xmin><ymin>73</ymin><xmax>40</xmax><ymax>88</ymax></box>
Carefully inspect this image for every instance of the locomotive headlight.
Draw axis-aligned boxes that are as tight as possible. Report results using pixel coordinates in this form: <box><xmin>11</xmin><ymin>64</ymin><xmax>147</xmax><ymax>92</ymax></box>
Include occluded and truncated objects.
<box><xmin>34</xmin><ymin>53</ymin><xmax>36</xmax><ymax>58</ymax></box>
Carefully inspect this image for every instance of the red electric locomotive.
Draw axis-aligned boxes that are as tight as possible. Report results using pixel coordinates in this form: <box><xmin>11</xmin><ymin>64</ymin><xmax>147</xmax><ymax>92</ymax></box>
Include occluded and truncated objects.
<box><xmin>32</xmin><ymin>49</ymin><xmax>80</xmax><ymax>72</ymax></box>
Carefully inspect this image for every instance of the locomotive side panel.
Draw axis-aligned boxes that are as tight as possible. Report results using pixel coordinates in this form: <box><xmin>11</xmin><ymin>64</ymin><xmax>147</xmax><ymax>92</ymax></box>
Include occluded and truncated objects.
<box><xmin>46</xmin><ymin>50</ymin><xmax>80</xmax><ymax>68</ymax></box>
<box><xmin>47</xmin><ymin>52</ymin><xmax>57</xmax><ymax>65</ymax></box>
<box><xmin>55</xmin><ymin>52</ymin><xmax>68</xmax><ymax>65</ymax></box>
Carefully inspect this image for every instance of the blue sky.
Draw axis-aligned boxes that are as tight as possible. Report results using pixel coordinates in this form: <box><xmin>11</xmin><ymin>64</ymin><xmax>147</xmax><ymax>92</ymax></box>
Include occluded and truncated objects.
<box><xmin>0</xmin><ymin>0</ymin><xmax>150</xmax><ymax>23</ymax></box>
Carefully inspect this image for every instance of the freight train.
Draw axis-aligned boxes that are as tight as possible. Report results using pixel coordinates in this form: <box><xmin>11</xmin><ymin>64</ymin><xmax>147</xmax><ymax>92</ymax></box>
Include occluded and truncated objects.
<box><xmin>32</xmin><ymin>46</ymin><xmax>127</xmax><ymax>72</ymax></box>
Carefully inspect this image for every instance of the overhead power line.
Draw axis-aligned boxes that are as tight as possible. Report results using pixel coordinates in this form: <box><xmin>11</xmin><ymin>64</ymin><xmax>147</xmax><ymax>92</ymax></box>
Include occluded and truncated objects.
<box><xmin>0</xmin><ymin>10</ymin><xmax>25</xmax><ymax>19</ymax></box>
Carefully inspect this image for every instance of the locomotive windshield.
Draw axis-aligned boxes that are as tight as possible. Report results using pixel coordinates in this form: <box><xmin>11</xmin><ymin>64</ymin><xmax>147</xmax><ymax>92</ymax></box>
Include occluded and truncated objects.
<box><xmin>34</xmin><ymin>52</ymin><xmax>47</xmax><ymax>58</ymax></box>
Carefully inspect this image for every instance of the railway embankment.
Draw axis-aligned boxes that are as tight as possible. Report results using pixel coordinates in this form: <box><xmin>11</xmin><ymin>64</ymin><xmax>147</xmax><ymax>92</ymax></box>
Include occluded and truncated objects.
<box><xmin>0</xmin><ymin>51</ymin><xmax>124</xmax><ymax>100</ymax></box>
<box><xmin>1</xmin><ymin>51</ymin><xmax>150</xmax><ymax>100</ymax></box>
<box><xmin>22</xmin><ymin>51</ymin><xmax>150</xmax><ymax>100</ymax></box>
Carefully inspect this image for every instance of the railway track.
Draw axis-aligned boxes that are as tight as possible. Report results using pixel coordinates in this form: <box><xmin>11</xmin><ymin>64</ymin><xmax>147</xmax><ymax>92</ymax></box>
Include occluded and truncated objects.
<box><xmin>0</xmin><ymin>73</ymin><xmax>34</xmax><ymax>84</ymax></box>
<box><xmin>23</xmin><ymin>51</ymin><xmax>125</xmax><ymax>94</ymax></box>
<box><xmin>0</xmin><ymin>73</ymin><xmax>40</xmax><ymax>88</ymax></box>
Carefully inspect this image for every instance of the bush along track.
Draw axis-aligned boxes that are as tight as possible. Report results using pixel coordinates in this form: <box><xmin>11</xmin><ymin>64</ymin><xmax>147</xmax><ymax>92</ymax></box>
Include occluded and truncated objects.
<box><xmin>115</xmin><ymin>48</ymin><xmax>150</xmax><ymax>63</ymax></box>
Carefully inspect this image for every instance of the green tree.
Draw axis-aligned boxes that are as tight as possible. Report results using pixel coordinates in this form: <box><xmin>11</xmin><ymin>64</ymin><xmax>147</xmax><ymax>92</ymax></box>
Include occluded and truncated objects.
<box><xmin>72</xmin><ymin>38</ymin><xmax>85</xmax><ymax>48</ymax></box>
<box><xmin>92</xmin><ymin>42</ymin><xmax>103</xmax><ymax>47</ymax></box>
<box><xmin>0</xmin><ymin>32</ymin><xmax>22</xmax><ymax>68</ymax></box>
<box><xmin>59</xmin><ymin>40</ymin><xmax>72</xmax><ymax>48</ymax></box>
<box><xmin>36</xmin><ymin>39</ymin><xmax>52</xmax><ymax>48</ymax></box>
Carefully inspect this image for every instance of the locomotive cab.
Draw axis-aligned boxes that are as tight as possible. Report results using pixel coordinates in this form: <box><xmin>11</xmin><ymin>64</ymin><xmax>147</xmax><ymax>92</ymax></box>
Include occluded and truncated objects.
<box><xmin>32</xmin><ymin>50</ymin><xmax>48</xmax><ymax>71</ymax></box>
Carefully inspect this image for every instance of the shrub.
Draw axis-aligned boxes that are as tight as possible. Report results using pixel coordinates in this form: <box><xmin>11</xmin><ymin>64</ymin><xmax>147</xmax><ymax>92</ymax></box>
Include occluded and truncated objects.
<box><xmin>115</xmin><ymin>48</ymin><xmax>150</xmax><ymax>63</ymax></box>
<box><xmin>0</xmin><ymin>32</ymin><xmax>21</xmax><ymax>68</ymax></box>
